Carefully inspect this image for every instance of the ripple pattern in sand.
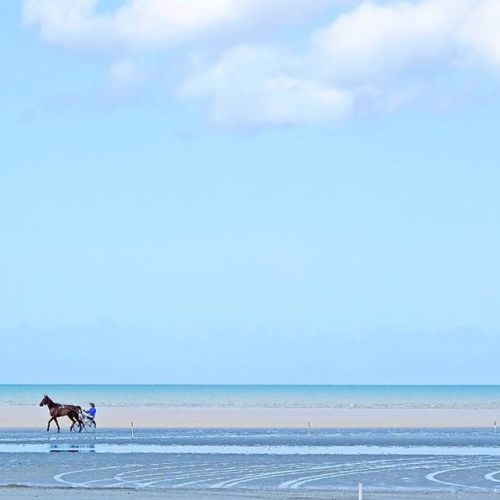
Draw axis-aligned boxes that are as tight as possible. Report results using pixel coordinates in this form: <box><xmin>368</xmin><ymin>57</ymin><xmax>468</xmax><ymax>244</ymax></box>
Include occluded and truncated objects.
<box><xmin>52</xmin><ymin>456</ymin><xmax>500</xmax><ymax>491</ymax></box>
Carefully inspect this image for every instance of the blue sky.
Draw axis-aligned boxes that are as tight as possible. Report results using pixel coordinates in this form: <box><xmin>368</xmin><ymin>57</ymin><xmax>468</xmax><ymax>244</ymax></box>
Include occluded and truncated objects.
<box><xmin>2</xmin><ymin>1</ymin><xmax>500</xmax><ymax>384</ymax></box>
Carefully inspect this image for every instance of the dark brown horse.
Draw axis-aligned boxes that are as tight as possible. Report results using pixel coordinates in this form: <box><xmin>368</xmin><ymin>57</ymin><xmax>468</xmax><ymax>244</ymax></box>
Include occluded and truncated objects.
<box><xmin>39</xmin><ymin>395</ymin><xmax>83</xmax><ymax>432</ymax></box>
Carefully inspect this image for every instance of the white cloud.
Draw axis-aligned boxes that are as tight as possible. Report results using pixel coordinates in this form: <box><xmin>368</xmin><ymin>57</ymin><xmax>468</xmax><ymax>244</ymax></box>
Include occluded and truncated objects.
<box><xmin>182</xmin><ymin>0</ymin><xmax>500</xmax><ymax>127</ymax></box>
<box><xmin>181</xmin><ymin>45</ymin><xmax>352</xmax><ymax>127</ymax></box>
<box><xmin>312</xmin><ymin>0</ymin><xmax>467</xmax><ymax>84</ymax></box>
<box><xmin>23</xmin><ymin>0</ymin><xmax>335</xmax><ymax>50</ymax></box>
<box><xmin>312</xmin><ymin>0</ymin><xmax>500</xmax><ymax>82</ymax></box>
<box><xmin>23</xmin><ymin>0</ymin><xmax>109</xmax><ymax>49</ymax></box>
<box><xmin>459</xmin><ymin>0</ymin><xmax>500</xmax><ymax>66</ymax></box>
<box><xmin>23</xmin><ymin>0</ymin><xmax>500</xmax><ymax>128</ymax></box>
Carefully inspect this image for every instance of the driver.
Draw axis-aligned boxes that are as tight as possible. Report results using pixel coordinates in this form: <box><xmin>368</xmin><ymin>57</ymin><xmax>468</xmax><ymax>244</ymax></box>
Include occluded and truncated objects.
<box><xmin>82</xmin><ymin>402</ymin><xmax>96</xmax><ymax>420</ymax></box>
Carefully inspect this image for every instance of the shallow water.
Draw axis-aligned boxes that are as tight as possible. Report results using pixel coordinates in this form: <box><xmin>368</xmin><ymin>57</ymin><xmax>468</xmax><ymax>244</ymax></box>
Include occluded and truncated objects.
<box><xmin>2</xmin><ymin>429</ymin><xmax>500</xmax><ymax>492</ymax></box>
<box><xmin>3</xmin><ymin>427</ymin><xmax>500</xmax><ymax>448</ymax></box>
<box><xmin>3</xmin><ymin>427</ymin><xmax>500</xmax><ymax>455</ymax></box>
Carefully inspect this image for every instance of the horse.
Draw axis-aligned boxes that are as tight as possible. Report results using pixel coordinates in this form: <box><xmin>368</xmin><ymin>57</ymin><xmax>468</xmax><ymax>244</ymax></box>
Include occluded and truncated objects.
<box><xmin>39</xmin><ymin>395</ymin><xmax>83</xmax><ymax>433</ymax></box>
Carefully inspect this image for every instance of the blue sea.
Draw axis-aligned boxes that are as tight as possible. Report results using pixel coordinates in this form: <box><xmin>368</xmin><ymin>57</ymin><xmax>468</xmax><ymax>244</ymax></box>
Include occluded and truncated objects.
<box><xmin>2</xmin><ymin>384</ymin><xmax>500</xmax><ymax>409</ymax></box>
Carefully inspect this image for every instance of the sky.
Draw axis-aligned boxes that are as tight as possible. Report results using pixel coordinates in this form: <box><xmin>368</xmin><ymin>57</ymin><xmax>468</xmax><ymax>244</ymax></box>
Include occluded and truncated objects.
<box><xmin>2</xmin><ymin>0</ymin><xmax>500</xmax><ymax>384</ymax></box>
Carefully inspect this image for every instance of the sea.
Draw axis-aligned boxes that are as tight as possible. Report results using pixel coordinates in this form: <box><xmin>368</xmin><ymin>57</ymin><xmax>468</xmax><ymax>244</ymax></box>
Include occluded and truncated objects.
<box><xmin>3</xmin><ymin>384</ymin><xmax>500</xmax><ymax>409</ymax></box>
<box><xmin>2</xmin><ymin>385</ymin><xmax>500</xmax><ymax>493</ymax></box>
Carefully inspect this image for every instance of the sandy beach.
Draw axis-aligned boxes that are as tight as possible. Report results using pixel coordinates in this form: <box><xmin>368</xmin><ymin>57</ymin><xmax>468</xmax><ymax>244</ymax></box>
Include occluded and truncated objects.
<box><xmin>3</xmin><ymin>406</ymin><xmax>500</xmax><ymax>429</ymax></box>
<box><xmin>1</xmin><ymin>487</ymin><xmax>499</xmax><ymax>500</ymax></box>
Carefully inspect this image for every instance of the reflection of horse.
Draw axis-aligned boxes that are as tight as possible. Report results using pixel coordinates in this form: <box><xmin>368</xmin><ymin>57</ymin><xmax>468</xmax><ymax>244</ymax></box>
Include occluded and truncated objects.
<box><xmin>39</xmin><ymin>395</ymin><xmax>83</xmax><ymax>432</ymax></box>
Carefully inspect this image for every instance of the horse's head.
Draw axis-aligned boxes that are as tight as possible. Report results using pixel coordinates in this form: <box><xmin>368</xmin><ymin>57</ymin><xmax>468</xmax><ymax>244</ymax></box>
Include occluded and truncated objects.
<box><xmin>39</xmin><ymin>395</ymin><xmax>50</xmax><ymax>407</ymax></box>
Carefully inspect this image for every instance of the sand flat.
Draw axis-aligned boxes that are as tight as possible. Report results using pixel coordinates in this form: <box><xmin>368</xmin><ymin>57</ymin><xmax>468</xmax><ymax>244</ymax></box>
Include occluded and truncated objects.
<box><xmin>0</xmin><ymin>487</ymin><xmax>498</xmax><ymax>500</ymax></box>
<box><xmin>3</xmin><ymin>406</ymin><xmax>500</xmax><ymax>429</ymax></box>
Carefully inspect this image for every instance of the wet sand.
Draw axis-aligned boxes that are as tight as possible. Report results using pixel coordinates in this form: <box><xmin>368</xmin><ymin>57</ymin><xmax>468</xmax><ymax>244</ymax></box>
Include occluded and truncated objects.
<box><xmin>1</xmin><ymin>487</ymin><xmax>498</xmax><ymax>500</ymax></box>
<box><xmin>3</xmin><ymin>435</ymin><xmax>500</xmax><ymax>497</ymax></box>
<box><xmin>3</xmin><ymin>406</ymin><xmax>500</xmax><ymax>429</ymax></box>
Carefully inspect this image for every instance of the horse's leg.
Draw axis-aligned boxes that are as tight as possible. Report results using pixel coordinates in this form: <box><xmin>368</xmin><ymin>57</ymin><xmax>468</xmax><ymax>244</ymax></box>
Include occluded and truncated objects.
<box><xmin>54</xmin><ymin>417</ymin><xmax>60</xmax><ymax>433</ymax></box>
<box><xmin>47</xmin><ymin>418</ymin><xmax>53</xmax><ymax>432</ymax></box>
<box><xmin>70</xmin><ymin>414</ymin><xmax>82</xmax><ymax>433</ymax></box>
<box><xmin>74</xmin><ymin>416</ymin><xmax>81</xmax><ymax>433</ymax></box>
<box><xmin>67</xmin><ymin>412</ymin><xmax>79</xmax><ymax>432</ymax></box>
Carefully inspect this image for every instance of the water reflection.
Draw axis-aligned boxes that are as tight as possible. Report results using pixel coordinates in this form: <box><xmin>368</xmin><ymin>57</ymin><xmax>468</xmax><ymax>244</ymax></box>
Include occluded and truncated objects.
<box><xmin>49</xmin><ymin>443</ymin><xmax>95</xmax><ymax>453</ymax></box>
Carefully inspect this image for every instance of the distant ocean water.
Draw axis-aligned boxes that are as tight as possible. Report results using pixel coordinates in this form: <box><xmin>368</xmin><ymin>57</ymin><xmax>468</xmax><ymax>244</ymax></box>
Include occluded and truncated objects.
<box><xmin>2</xmin><ymin>385</ymin><xmax>500</xmax><ymax>409</ymax></box>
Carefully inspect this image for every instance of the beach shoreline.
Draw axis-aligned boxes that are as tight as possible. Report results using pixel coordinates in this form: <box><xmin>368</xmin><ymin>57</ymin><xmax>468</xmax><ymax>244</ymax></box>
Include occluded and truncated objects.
<box><xmin>0</xmin><ymin>486</ymin><xmax>497</xmax><ymax>500</ymax></box>
<box><xmin>2</xmin><ymin>406</ymin><xmax>500</xmax><ymax>429</ymax></box>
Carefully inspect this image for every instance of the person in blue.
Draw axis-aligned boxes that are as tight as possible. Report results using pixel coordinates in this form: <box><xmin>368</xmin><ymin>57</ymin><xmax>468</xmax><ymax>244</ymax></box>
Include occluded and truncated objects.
<box><xmin>83</xmin><ymin>402</ymin><xmax>96</xmax><ymax>420</ymax></box>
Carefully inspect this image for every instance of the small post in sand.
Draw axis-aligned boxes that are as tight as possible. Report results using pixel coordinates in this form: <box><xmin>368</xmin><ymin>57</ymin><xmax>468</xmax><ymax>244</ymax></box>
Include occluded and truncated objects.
<box><xmin>307</xmin><ymin>422</ymin><xmax>311</xmax><ymax>436</ymax></box>
<box><xmin>495</xmin><ymin>421</ymin><xmax>497</xmax><ymax>435</ymax></box>
<box><xmin>358</xmin><ymin>482</ymin><xmax>363</xmax><ymax>500</ymax></box>
<box><xmin>131</xmin><ymin>421</ymin><xmax>134</xmax><ymax>438</ymax></box>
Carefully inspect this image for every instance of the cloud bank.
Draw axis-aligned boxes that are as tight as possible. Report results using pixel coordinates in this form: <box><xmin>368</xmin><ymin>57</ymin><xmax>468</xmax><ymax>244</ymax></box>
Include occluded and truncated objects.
<box><xmin>23</xmin><ymin>0</ymin><xmax>500</xmax><ymax>128</ymax></box>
